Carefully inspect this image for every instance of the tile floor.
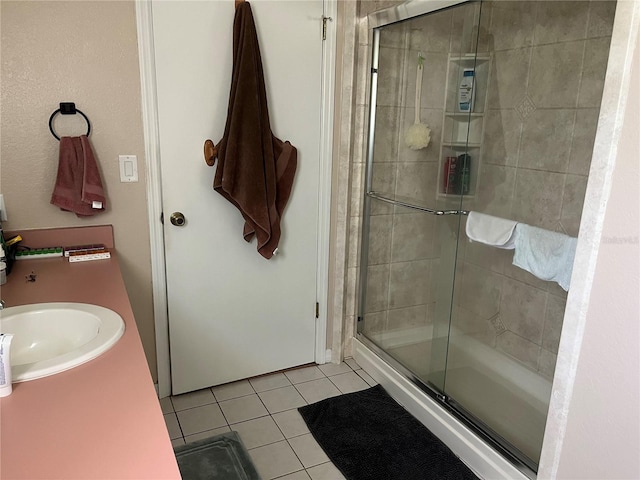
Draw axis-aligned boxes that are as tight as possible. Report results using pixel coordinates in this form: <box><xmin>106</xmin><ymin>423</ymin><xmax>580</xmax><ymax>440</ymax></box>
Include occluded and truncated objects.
<box><xmin>161</xmin><ymin>358</ymin><xmax>377</xmax><ymax>480</ymax></box>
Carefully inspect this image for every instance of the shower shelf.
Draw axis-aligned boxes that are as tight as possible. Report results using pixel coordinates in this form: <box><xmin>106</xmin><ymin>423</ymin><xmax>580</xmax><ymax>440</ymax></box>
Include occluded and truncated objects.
<box><xmin>445</xmin><ymin>112</ymin><xmax>484</xmax><ymax>118</ymax></box>
<box><xmin>449</xmin><ymin>54</ymin><xmax>491</xmax><ymax>64</ymax></box>
<box><xmin>437</xmin><ymin>52</ymin><xmax>493</xmax><ymax>199</ymax></box>
<box><xmin>442</xmin><ymin>142</ymin><xmax>481</xmax><ymax>148</ymax></box>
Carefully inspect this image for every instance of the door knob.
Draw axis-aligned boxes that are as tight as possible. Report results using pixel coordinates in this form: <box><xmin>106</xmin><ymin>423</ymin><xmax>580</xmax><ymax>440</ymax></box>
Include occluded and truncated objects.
<box><xmin>170</xmin><ymin>212</ymin><xmax>186</xmax><ymax>227</ymax></box>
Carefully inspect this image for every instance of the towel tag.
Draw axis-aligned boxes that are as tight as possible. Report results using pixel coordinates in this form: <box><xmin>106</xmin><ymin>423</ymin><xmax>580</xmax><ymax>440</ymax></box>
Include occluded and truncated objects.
<box><xmin>92</xmin><ymin>201</ymin><xmax>103</xmax><ymax>209</ymax></box>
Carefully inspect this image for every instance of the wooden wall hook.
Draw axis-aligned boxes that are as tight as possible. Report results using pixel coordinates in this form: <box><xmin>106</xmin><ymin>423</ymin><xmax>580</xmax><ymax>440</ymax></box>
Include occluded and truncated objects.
<box><xmin>204</xmin><ymin>139</ymin><xmax>217</xmax><ymax>166</ymax></box>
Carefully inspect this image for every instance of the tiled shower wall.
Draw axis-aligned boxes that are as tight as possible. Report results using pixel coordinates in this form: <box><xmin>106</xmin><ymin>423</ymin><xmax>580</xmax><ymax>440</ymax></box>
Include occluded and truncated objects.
<box><xmin>343</xmin><ymin>1</ymin><xmax>616</xmax><ymax>379</ymax></box>
<box><xmin>453</xmin><ymin>0</ymin><xmax>616</xmax><ymax>378</ymax></box>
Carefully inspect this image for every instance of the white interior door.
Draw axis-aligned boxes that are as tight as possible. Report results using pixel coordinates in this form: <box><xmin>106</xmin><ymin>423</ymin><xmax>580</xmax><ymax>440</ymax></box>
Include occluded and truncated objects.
<box><xmin>152</xmin><ymin>0</ymin><xmax>323</xmax><ymax>394</ymax></box>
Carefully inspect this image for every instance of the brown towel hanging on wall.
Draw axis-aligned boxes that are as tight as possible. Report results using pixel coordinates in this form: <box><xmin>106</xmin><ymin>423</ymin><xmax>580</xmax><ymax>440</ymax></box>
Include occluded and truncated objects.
<box><xmin>205</xmin><ymin>1</ymin><xmax>297</xmax><ymax>260</ymax></box>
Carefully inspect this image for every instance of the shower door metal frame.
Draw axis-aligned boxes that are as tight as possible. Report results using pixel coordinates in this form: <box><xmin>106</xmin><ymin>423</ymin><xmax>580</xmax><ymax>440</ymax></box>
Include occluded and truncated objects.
<box><xmin>356</xmin><ymin>0</ymin><xmax>537</xmax><ymax>477</ymax></box>
<box><xmin>358</xmin><ymin>0</ymin><xmax>470</xmax><ymax>342</ymax></box>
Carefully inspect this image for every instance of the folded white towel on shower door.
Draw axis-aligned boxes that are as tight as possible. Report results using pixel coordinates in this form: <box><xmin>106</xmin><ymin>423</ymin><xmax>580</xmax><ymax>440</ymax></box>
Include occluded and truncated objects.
<box><xmin>465</xmin><ymin>211</ymin><xmax>517</xmax><ymax>249</ymax></box>
<box><xmin>512</xmin><ymin>224</ymin><xmax>577</xmax><ymax>291</ymax></box>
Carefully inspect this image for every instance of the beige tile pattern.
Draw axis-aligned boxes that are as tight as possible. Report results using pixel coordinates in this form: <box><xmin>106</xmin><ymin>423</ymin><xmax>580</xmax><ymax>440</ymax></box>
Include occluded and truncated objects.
<box><xmin>184</xmin><ymin>426</ymin><xmax>231</xmax><ymax>444</ymax></box>
<box><xmin>272</xmin><ymin>409</ymin><xmax>310</xmax><ymax>439</ymax></box>
<box><xmin>579</xmin><ymin>36</ymin><xmax>613</xmax><ymax>107</ymax></box>
<box><xmin>500</xmin><ymin>278</ymin><xmax>547</xmax><ymax>344</ymax></box>
<box><xmin>249</xmin><ymin>440</ymin><xmax>304</xmax><ymax>479</ymax></box>
<box><xmin>496</xmin><ymin>330</ymin><xmax>541</xmax><ymax>371</ymax></box>
<box><xmin>289</xmin><ymin>434</ymin><xmax>331</xmax><ymax>468</ymax></box>
<box><xmin>568</xmin><ymin>108</ymin><xmax>600</xmax><ymax>176</ymax></box>
<box><xmin>230</xmin><ymin>416</ymin><xmax>284</xmax><ymax>449</ymax></box>
<box><xmin>517</xmin><ymin>109</ymin><xmax>575</xmax><ymax>172</ymax></box>
<box><xmin>488</xmin><ymin>1</ymin><xmax>536</xmax><ymax>51</ymax></box>
<box><xmin>528</xmin><ymin>41</ymin><xmax>584</xmax><ymax>108</ymax></box>
<box><xmin>176</xmin><ymin>403</ymin><xmax>227</xmax><ymax>436</ymax></box>
<box><xmin>307</xmin><ymin>461</ymin><xmax>347</xmax><ymax>480</ymax></box>
<box><xmin>329</xmin><ymin>372</ymin><xmax>370</xmax><ymax>394</ymax></box>
<box><xmin>285</xmin><ymin>366</ymin><xmax>325</xmax><ymax>384</ymax></box>
<box><xmin>259</xmin><ymin>386</ymin><xmax>307</xmax><ymax>414</ymax></box>
<box><xmin>532</xmin><ymin>1</ymin><xmax>590</xmax><ymax>44</ymax></box>
<box><xmin>295</xmin><ymin>378</ymin><xmax>342</xmax><ymax>405</ymax></box>
<box><xmin>587</xmin><ymin>1</ymin><xmax>617</xmax><ymax>38</ymax></box>
<box><xmin>218</xmin><ymin>394</ymin><xmax>269</xmax><ymax>425</ymax></box>
<box><xmin>171</xmin><ymin>388</ymin><xmax>216</xmax><ymax>412</ymax></box>
<box><xmin>336</xmin><ymin>0</ymin><xmax>613</xmax><ymax>407</ymax></box>
<box><xmin>211</xmin><ymin>380</ymin><xmax>254</xmax><ymax>402</ymax></box>
<box><xmin>249</xmin><ymin>373</ymin><xmax>292</xmax><ymax>393</ymax></box>
<box><xmin>163</xmin><ymin>360</ymin><xmax>375</xmax><ymax>480</ymax></box>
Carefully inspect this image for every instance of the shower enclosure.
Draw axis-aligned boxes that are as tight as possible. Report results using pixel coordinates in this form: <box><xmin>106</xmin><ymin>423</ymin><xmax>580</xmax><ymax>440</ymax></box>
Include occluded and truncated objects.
<box><xmin>356</xmin><ymin>0</ymin><xmax>615</xmax><ymax>475</ymax></box>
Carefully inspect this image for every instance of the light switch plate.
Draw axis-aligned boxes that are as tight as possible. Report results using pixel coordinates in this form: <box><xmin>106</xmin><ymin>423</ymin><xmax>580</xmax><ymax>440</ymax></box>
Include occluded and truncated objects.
<box><xmin>119</xmin><ymin>155</ymin><xmax>138</xmax><ymax>183</ymax></box>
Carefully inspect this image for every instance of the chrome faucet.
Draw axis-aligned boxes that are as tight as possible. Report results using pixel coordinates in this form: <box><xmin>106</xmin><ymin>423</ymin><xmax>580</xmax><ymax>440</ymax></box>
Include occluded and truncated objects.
<box><xmin>0</xmin><ymin>300</ymin><xmax>5</xmax><ymax>310</ymax></box>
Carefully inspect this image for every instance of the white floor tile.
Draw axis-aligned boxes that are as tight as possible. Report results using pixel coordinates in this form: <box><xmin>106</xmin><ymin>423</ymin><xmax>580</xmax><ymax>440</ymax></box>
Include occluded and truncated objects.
<box><xmin>176</xmin><ymin>403</ymin><xmax>227</xmax><ymax>436</ymax></box>
<box><xmin>274</xmin><ymin>471</ymin><xmax>310</xmax><ymax>479</ymax></box>
<box><xmin>212</xmin><ymin>380</ymin><xmax>255</xmax><ymax>402</ymax></box>
<box><xmin>284</xmin><ymin>366</ymin><xmax>325</xmax><ymax>384</ymax></box>
<box><xmin>295</xmin><ymin>378</ymin><xmax>341</xmax><ymax>405</ymax></box>
<box><xmin>306</xmin><ymin>461</ymin><xmax>347</xmax><ymax>480</ymax></box>
<box><xmin>219</xmin><ymin>394</ymin><xmax>269</xmax><ymax>424</ymax></box>
<box><xmin>329</xmin><ymin>371</ymin><xmax>369</xmax><ymax>394</ymax></box>
<box><xmin>318</xmin><ymin>363</ymin><xmax>352</xmax><ymax>377</ymax></box>
<box><xmin>288</xmin><ymin>433</ymin><xmax>329</xmax><ymax>468</ymax></box>
<box><xmin>232</xmin><ymin>416</ymin><xmax>285</xmax><ymax>449</ymax></box>
<box><xmin>249</xmin><ymin>440</ymin><xmax>304</xmax><ymax>479</ymax></box>
<box><xmin>171</xmin><ymin>388</ymin><xmax>216</xmax><ymax>411</ymax></box>
<box><xmin>355</xmin><ymin>369</ymin><xmax>377</xmax><ymax>387</ymax></box>
<box><xmin>159</xmin><ymin>396</ymin><xmax>174</xmax><ymax>414</ymax></box>
<box><xmin>272</xmin><ymin>408</ymin><xmax>310</xmax><ymax>438</ymax></box>
<box><xmin>184</xmin><ymin>425</ymin><xmax>231</xmax><ymax>444</ymax></box>
<box><xmin>343</xmin><ymin>358</ymin><xmax>360</xmax><ymax>371</ymax></box>
<box><xmin>250</xmin><ymin>372</ymin><xmax>292</xmax><ymax>392</ymax></box>
<box><xmin>171</xmin><ymin>437</ymin><xmax>185</xmax><ymax>448</ymax></box>
<box><xmin>259</xmin><ymin>386</ymin><xmax>307</xmax><ymax>414</ymax></box>
<box><xmin>163</xmin><ymin>413</ymin><xmax>182</xmax><ymax>439</ymax></box>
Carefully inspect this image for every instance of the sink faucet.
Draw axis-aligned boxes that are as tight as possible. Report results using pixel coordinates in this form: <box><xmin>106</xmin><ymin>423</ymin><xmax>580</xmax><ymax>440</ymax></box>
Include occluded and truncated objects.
<box><xmin>0</xmin><ymin>300</ymin><xmax>5</xmax><ymax>310</ymax></box>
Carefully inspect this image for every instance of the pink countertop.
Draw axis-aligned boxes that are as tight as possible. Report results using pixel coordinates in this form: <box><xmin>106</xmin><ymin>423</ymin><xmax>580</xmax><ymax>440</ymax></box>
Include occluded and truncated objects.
<box><xmin>0</xmin><ymin>229</ymin><xmax>180</xmax><ymax>479</ymax></box>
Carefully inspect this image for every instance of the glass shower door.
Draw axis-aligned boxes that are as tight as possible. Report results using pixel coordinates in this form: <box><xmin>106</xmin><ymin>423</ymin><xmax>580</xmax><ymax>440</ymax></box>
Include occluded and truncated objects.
<box><xmin>357</xmin><ymin>1</ymin><xmax>482</xmax><ymax>395</ymax></box>
<box><xmin>359</xmin><ymin>0</ymin><xmax>614</xmax><ymax>474</ymax></box>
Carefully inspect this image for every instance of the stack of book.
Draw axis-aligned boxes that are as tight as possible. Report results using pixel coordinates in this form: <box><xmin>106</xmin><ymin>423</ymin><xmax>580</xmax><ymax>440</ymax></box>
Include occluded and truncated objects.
<box><xmin>65</xmin><ymin>244</ymin><xmax>111</xmax><ymax>262</ymax></box>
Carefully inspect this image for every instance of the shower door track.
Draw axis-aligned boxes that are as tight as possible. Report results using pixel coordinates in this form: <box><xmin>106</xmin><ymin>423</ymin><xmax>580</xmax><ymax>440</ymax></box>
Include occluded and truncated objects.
<box><xmin>355</xmin><ymin>332</ymin><xmax>538</xmax><ymax>478</ymax></box>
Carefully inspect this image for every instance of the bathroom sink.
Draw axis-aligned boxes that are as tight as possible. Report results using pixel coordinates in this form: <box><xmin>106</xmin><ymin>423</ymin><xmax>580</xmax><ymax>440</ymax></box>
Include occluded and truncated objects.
<box><xmin>0</xmin><ymin>303</ymin><xmax>125</xmax><ymax>382</ymax></box>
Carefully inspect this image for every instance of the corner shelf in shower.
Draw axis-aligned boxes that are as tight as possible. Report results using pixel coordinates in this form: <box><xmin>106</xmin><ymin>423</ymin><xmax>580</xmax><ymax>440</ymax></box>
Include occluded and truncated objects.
<box><xmin>436</xmin><ymin>53</ymin><xmax>493</xmax><ymax>200</ymax></box>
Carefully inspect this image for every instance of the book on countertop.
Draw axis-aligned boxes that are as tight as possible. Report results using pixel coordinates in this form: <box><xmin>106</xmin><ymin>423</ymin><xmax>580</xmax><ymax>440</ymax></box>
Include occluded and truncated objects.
<box><xmin>68</xmin><ymin>249</ymin><xmax>111</xmax><ymax>262</ymax></box>
<box><xmin>15</xmin><ymin>247</ymin><xmax>64</xmax><ymax>259</ymax></box>
<box><xmin>63</xmin><ymin>244</ymin><xmax>107</xmax><ymax>257</ymax></box>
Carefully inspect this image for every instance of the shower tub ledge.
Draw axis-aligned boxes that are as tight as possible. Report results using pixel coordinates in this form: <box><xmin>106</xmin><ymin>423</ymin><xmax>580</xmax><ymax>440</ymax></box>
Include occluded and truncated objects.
<box><xmin>354</xmin><ymin>337</ymin><xmax>532</xmax><ymax>480</ymax></box>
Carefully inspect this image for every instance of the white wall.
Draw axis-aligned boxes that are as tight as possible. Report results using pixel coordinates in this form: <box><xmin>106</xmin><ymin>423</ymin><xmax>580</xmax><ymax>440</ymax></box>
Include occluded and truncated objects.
<box><xmin>551</xmin><ymin>8</ymin><xmax>640</xmax><ymax>480</ymax></box>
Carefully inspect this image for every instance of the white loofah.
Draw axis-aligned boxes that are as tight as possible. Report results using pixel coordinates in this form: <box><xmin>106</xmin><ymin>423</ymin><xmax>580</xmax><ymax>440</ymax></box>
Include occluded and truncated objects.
<box><xmin>405</xmin><ymin>54</ymin><xmax>431</xmax><ymax>150</ymax></box>
<box><xmin>405</xmin><ymin>122</ymin><xmax>431</xmax><ymax>150</ymax></box>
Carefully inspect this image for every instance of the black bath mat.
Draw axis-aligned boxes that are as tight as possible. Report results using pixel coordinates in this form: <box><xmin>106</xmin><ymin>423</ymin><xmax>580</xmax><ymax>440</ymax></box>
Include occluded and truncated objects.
<box><xmin>298</xmin><ymin>384</ymin><xmax>478</xmax><ymax>480</ymax></box>
<box><xmin>174</xmin><ymin>431</ymin><xmax>261</xmax><ymax>480</ymax></box>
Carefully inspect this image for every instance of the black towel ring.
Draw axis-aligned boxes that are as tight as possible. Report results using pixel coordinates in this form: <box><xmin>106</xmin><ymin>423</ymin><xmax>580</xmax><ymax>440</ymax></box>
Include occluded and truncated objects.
<box><xmin>49</xmin><ymin>102</ymin><xmax>91</xmax><ymax>141</ymax></box>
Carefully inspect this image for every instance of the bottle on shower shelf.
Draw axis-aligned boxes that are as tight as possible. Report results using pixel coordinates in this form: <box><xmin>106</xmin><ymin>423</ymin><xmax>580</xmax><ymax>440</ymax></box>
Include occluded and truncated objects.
<box><xmin>443</xmin><ymin>156</ymin><xmax>458</xmax><ymax>195</ymax></box>
<box><xmin>458</xmin><ymin>68</ymin><xmax>476</xmax><ymax>113</ymax></box>
<box><xmin>456</xmin><ymin>153</ymin><xmax>471</xmax><ymax>195</ymax></box>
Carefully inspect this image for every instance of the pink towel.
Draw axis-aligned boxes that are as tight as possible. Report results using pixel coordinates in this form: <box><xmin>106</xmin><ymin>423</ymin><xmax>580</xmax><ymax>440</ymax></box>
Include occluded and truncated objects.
<box><xmin>51</xmin><ymin>135</ymin><xmax>106</xmax><ymax>217</ymax></box>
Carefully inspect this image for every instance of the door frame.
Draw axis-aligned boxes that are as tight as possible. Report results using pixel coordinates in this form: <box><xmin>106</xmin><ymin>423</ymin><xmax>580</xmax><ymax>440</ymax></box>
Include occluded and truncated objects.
<box><xmin>135</xmin><ymin>0</ymin><xmax>337</xmax><ymax>398</ymax></box>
